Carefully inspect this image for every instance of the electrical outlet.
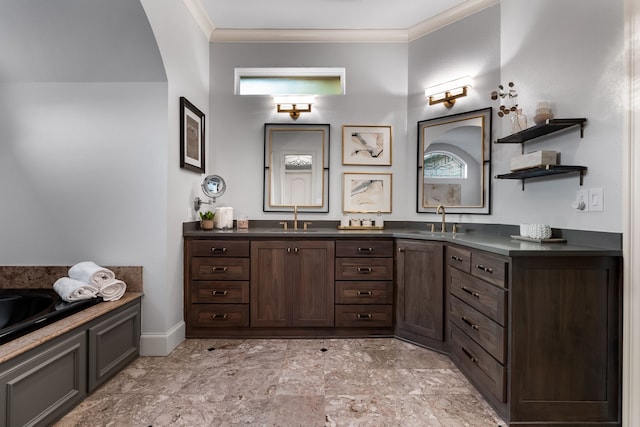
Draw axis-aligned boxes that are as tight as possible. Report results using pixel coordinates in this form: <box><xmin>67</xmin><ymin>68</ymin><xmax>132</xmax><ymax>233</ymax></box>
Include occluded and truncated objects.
<box><xmin>573</xmin><ymin>189</ymin><xmax>589</xmax><ymax>211</ymax></box>
<box><xmin>589</xmin><ymin>187</ymin><xmax>604</xmax><ymax>212</ymax></box>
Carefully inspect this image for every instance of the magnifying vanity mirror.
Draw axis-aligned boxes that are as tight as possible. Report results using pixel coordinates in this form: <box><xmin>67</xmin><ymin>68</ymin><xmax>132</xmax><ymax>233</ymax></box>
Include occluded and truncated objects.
<box><xmin>263</xmin><ymin>123</ymin><xmax>330</xmax><ymax>212</ymax></box>
<box><xmin>194</xmin><ymin>174</ymin><xmax>226</xmax><ymax>211</ymax></box>
<box><xmin>417</xmin><ymin>108</ymin><xmax>492</xmax><ymax>214</ymax></box>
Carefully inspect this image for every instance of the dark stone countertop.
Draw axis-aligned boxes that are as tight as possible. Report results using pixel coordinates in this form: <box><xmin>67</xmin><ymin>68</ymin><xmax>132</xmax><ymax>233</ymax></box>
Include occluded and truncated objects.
<box><xmin>183</xmin><ymin>222</ymin><xmax>622</xmax><ymax>257</ymax></box>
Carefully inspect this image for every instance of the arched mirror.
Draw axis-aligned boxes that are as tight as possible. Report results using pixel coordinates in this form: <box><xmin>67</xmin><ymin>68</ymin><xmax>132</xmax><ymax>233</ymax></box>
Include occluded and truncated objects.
<box><xmin>263</xmin><ymin>123</ymin><xmax>330</xmax><ymax>212</ymax></box>
<box><xmin>417</xmin><ymin>108</ymin><xmax>492</xmax><ymax>214</ymax></box>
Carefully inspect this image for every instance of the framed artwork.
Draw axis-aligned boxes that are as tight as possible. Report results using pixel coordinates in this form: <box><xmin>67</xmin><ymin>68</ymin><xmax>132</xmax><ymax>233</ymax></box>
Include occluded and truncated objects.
<box><xmin>180</xmin><ymin>96</ymin><xmax>206</xmax><ymax>173</ymax></box>
<box><xmin>342</xmin><ymin>125</ymin><xmax>392</xmax><ymax>166</ymax></box>
<box><xmin>343</xmin><ymin>172</ymin><xmax>392</xmax><ymax>213</ymax></box>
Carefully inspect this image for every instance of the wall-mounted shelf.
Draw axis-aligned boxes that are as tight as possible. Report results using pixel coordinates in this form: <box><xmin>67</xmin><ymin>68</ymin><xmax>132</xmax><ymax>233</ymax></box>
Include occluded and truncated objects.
<box><xmin>496</xmin><ymin>165</ymin><xmax>587</xmax><ymax>190</ymax></box>
<box><xmin>495</xmin><ymin>118</ymin><xmax>587</xmax><ymax>153</ymax></box>
<box><xmin>494</xmin><ymin>117</ymin><xmax>588</xmax><ymax>190</ymax></box>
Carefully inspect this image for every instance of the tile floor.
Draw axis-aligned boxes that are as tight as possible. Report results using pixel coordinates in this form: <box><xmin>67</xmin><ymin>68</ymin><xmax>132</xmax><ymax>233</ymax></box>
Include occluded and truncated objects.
<box><xmin>55</xmin><ymin>338</ymin><xmax>506</xmax><ymax>426</ymax></box>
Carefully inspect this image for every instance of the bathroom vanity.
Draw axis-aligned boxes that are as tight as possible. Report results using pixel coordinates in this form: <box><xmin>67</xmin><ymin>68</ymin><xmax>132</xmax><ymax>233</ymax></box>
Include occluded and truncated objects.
<box><xmin>183</xmin><ymin>223</ymin><xmax>622</xmax><ymax>426</ymax></box>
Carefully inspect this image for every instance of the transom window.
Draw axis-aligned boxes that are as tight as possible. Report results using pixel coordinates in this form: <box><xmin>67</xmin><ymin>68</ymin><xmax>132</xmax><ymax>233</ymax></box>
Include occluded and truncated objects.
<box><xmin>424</xmin><ymin>151</ymin><xmax>467</xmax><ymax>178</ymax></box>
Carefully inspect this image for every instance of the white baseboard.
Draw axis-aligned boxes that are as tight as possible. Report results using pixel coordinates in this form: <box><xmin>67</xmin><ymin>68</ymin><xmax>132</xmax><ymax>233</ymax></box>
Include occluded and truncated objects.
<box><xmin>139</xmin><ymin>321</ymin><xmax>185</xmax><ymax>356</ymax></box>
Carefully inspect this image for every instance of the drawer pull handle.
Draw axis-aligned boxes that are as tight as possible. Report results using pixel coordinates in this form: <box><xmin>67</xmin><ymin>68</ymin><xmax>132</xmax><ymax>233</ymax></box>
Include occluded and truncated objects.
<box><xmin>450</xmin><ymin>255</ymin><xmax>463</xmax><ymax>262</ymax></box>
<box><xmin>211</xmin><ymin>267</ymin><xmax>229</xmax><ymax>272</ymax></box>
<box><xmin>461</xmin><ymin>346</ymin><xmax>478</xmax><ymax>364</ymax></box>
<box><xmin>210</xmin><ymin>247</ymin><xmax>228</xmax><ymax>253</ymax></box>
<box><xmin>475</xmin><ymin>264</ymin><xmax>494</xmax><ymax>273</ymax></box>
<box><xmin>460</xmin><ymin>286</ymin><xmax>480</xmax><ymax>298</ymax></box>
<box><xmin>356</xmin><ymin>291</ymin><xmax>373</xmax><ymax>296</ymax></box>
<box><xmin>211</xmin><ymin>290</ymin><xmax>228</xmax><ymax>296</ymax></box>
<box><xmin>356</xmin><ymin>313</ymin><xmax>373</xmax><ymax>320</ymax></box>
<box><xmin>356</xmin><ymin>267</ymin><xmax>373</xmax><ymax>273</ymax></box>
<box><xmin>461</xmin><ymin>316</ymin><xmax>480</xmax><ymax>330</ymax></box>
<box><xmin>357</xmin><ymin>247</ymin><xmax>374</xmax><ymax>253</ymax></box>
<box><xmin>210</xmin><ymin>313</ymin><xmax>228</xmax><ymax>319</ymax></box>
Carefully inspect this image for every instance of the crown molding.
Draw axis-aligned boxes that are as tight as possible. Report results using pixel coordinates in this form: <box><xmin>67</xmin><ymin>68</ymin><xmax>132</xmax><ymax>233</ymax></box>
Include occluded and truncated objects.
<box><xmin>185</xmin><ymin>0</ymin><xmax>501</xmax><ymax>43</ymax></box>
<box><xmin>182</xmin><ymin>0</ymin><xmax>215</xmax><ymax>40</ymax></box>
<box><xmin>408</xmin><ymin>0</ymin><xmax>500</xmax><ymax>41</ymax></box>
<box><xmin>210</xmin><ymin>28</ymin><xmax>408</xmax><ymax>43</ymax></box>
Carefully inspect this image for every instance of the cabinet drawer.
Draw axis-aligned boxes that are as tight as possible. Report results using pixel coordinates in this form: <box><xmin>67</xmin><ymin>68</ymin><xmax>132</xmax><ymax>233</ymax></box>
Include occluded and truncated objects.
<box><xmin>450</xmin><ymin>324</ymin><xmax>506</xmax><ymax>402</ymax></box>
<box><xmin>336</xmin><ymin>258</ymin><xmax>393</xmax><ymax>280</ymax></box>
<box><xmin>191</xmin><ymin>281</ymin><xmax>249</xmax><ymax>303</ymax></box>
<box><xmin>470</xmin><ymin>251</ymin><xmax>508</xmax><ymax>288</ymax></box>
<box><xmin>191</xmin><ymin>304</ymin><xmax>249</xmax><ymax>328</ymax></box>
<box><xmin>449</xmin><ymin>296</ymin><xmax>506</xmax><ymax>363</ymax></box>
<box><xmin>447</xmin><ymin>246</ymin><xmax>471</xmax><ymax>273</ymax></box>
<box><xmin>336</xmin><ymin>240</ymin><xmax>394</xmax><ymax>258</ymax></box>
<box><xmin>335</xmin><ymin>281</ymin><xmax>393</xmax><ymax>305</ymax></box>
<box><xmin>189</xmin><ymin>240</ymin><xmax>250</xmax><ymax>257</ymax></box>
<box><xmin>449</xmin><ymin>267</ymin><xmax>507</xmax><ymax>326</ymax></box>
<box><xmin>335</xmin><ymin>305</ymin><xmax>393</xmax><ymax>327</ymax></box>
<box><xmin>191</xmin><ymin>258</ymin><xmax>250</xmax><ymax>280</ymax></box>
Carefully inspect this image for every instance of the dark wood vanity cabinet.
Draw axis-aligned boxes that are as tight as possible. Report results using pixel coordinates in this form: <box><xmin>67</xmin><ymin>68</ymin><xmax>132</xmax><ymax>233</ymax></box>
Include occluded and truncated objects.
<box><xmin>446</xmin><ymin>244</ymin><xmax>622</xmax><ymax>426</ymax></box>
<box><xmin>251</xmin><ymin>240</ymin><xmax>335</xmax><ymax>328</ymax></box>
<box><xmin>334</xmin><ymin>239</ymin><xmax>394</xmax><ymax>328</ymax></box>
<box><xmin>395</xmin><ymin>239</ymin><xmax>445</xmax><ymax>348</ymax></box>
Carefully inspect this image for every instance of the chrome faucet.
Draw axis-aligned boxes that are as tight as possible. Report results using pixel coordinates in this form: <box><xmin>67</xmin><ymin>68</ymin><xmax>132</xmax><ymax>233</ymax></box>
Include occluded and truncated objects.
<box><xmin>436</xmin><ymin>204</ymin><xmax>446</xmax><ymax>232</ymax></box>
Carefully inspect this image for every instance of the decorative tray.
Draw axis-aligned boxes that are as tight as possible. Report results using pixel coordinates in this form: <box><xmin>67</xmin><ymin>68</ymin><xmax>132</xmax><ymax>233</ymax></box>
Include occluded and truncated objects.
<box><xmin>338</xmin><ymin>225</ymin><xmax>384</xmax><ymax>230</ymax></box>
<box><xmin>510</xmin><ymin>235</ymin><xmax>566</xmax><ymax>243</ymax></box>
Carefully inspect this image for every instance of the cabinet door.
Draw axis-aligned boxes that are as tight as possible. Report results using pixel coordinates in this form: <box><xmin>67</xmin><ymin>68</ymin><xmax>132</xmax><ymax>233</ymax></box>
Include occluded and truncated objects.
<box><xmin>396</xmin><ymin>239</ymin><xmax>444</xmax><ymax>340</ymax></box>
<box><xmin>251</xmin><ymin>241</ymin><xmax>290</xmax><ymax>327</ymax></box>
<box><xmin>291</xmin><ymin>241</ymin><xmax>335</xmax><ymax>327</ymax></box>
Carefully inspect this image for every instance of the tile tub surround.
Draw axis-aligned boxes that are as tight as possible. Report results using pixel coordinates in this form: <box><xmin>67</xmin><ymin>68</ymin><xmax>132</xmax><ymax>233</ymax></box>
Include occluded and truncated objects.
<box><xmin>54</xmin><ymin>338</ymin><xmax>506</xmax><ymax>426</ymax></box>
<box><xmin>0</xmin><ymin>266</ymin><xmax>143</xmax><ymax>292</ymax></box>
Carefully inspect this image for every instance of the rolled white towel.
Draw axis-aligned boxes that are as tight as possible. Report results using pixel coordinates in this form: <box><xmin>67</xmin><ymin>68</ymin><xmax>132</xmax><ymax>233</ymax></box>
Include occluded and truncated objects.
<box><xmin>53</xmin><ymin>277</ymin><xmax>99</xmax><ymax>302</ymax></box>
<box><xmin>69</xmin><ymin>261</ymin><xmax>115</xmax><ymax>286</ymax></box>
<box><xmin>97</xmin><ymin>279</ymin><xmax>127</xmax><ymax>301</ymax></box>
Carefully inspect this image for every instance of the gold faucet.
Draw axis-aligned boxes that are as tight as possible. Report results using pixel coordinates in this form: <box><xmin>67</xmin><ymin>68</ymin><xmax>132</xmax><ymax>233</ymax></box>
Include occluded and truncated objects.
<box><xmin>293</xmin><ymin>205</ymin><xmax>298</xmax><ymax>230</ymax></box>
<box><xmin>436</xmin><ymin>204</ymin><xmax>446</xmax><ymax>232</ymax></box>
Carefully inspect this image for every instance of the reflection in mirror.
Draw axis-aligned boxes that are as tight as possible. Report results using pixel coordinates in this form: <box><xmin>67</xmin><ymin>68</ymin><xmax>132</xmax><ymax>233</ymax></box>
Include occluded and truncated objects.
<box><xmin>202</xmin><ymin>174</ymin><xmax>226</xmax><ymax>199</ymax></box>
<box><xmin>417</xmin><ymin>108</ymin><xmax>492</xmax><ymax>214</ymax></box>
<box><xmin>264</xmin><ymin>123</ymin><xmax>330</xmax><ymax>212</ymax></box>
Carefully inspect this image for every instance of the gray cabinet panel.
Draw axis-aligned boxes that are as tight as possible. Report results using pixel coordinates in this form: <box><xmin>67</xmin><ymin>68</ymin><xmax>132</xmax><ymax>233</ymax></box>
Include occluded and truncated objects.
<box><xmin>88</xmin><ymin>303</ymin><xmax>141</xmax><ymax>392</ymax></box>
<box><xmin>0</xmin><ymin>331</ymin><xmax>87</xmax><ymax>427</ymax></box>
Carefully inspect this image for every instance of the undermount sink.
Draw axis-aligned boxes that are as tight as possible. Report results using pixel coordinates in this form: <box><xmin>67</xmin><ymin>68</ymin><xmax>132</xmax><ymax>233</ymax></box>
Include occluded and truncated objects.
<box><xmin>414</xmin><ymin>230</ymin><xmax>464</xmax><ymax>236</ymax></box>
<box><xmin>262</xmin><ymin>228</ymin><xmax>318</xmax><ymax>233</ymax></box>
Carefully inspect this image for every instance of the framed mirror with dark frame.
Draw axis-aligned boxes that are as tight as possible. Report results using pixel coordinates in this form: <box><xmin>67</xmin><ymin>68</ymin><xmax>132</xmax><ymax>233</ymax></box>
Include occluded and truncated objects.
<box><xmin>263</xmin><ymin>123</ymin><xmax>330</xmax><ymax>213</ymax></box>
<box><xmin>417</xmin><ymin>107</ymin><xmax>492</xmax><ymax>214</ymax></box>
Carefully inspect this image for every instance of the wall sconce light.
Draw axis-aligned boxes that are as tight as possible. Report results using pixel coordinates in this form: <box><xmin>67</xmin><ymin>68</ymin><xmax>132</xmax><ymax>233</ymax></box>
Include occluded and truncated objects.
<box><xmin>424</xmin><ymin>76</ymin><xmax>473</xmax><ymax>108</ymax></box>
<box><xmin>273</xmin><ymin>95</ymin><xmax>315</xmax><ymax>120</ymax></box>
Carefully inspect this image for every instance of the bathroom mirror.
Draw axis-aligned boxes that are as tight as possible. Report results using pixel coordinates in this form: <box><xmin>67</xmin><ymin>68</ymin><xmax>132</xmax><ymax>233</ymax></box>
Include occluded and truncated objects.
<box><xmin>264</xmin><ymin>123</ymin><xmax>330</xmax><ymax>212</ymax></box>
<box><xmin>417</xmin><ymin>107</ymin><xmax>492</xmax><ymax>214</ymax></box>
<box><xmin>193</xmin><ymin>174</ymin><xmax>226</xmax><ymax>211</ymax></box>
<box><xmin>202</xmin><ymin>174</ymin><xmax>226</xmax><ymax>199</ymax></box>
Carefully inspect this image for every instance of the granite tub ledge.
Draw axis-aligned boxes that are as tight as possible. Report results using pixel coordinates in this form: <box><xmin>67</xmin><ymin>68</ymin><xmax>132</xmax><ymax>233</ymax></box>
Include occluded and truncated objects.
<box><xmin>0</xmin><ymin>292</ymin><xmax>143</xmax><ymax>364</ymax></box>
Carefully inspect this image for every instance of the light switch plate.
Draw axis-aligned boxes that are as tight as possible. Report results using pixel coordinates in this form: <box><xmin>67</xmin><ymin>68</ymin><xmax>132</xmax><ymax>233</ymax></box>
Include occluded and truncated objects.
<box><xmin>589</xmin><ymin>187</ymin><xmax>604</xmax><ymax>211</ymax></box>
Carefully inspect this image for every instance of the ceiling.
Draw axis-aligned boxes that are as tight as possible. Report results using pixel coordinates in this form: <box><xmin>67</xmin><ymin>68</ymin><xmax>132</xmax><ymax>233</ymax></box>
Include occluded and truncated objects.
<box><xmin>186</xmin><ymin>0</ymin><xmax>499</xmax><ymax>42</ymax></box>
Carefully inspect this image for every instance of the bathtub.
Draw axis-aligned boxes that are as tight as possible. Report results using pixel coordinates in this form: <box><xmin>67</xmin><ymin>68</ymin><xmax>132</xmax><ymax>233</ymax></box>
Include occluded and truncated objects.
<box><xmin>0</xmin><ymin>289</ymin><xmax>102</xmax><ymax>345</ymax></box>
